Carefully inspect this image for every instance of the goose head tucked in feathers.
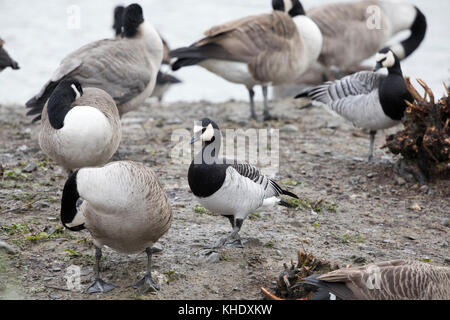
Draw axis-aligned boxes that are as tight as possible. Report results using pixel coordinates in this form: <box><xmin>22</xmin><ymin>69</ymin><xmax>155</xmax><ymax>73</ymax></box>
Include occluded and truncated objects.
<box><xmin>272</xmin><ymin>0</ymin><xmax>305</xmax><ymax>17</ymax></box>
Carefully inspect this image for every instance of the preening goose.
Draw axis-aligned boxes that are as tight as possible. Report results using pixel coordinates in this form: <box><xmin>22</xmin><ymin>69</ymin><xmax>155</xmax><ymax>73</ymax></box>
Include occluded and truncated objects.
<box><xmin>112</xmin><ymin>5</ymin><xmax>180</xmax><ymax>102</ymax></box>
<box><xmin>39</xmin><ymin>78</ymin><xmax>121</xmax><ymax>173</ymax></box>
<box><xmin>61</xmin><ymin>161</ymin><xmax>173</xmax><ymax>293</ymax></box>
<box><xmin>170</xmin><ymin>0</ymin><xmax>322</xmax><ymax>120</ymax></box>
<box><xmin>188</xmin><ymin>118</ymin><xmax>299</xmax><ymax>248</ymax></box>
<box><xmin>296</xmin><ymin>48</ymin><xmax>413</xmax><ymax>161</ymax></box>
<box><xmin>302</xmin><ymin>260</ymin><xmax>450</xmax><ymax>300</ymax></box>
<box><xmin>26</xmin><ymin>3</ymin><xmax>163</xmax><ymax>120</ymax></box>
<box><xmin>305</xmin><ymin>0</ymin><xmax>426</xmax><ymax>75</ymax></box>
<box><xmin>0</xmin><ymin>38</ymin><xmax>19</xmax><ymax>72</ymax></box>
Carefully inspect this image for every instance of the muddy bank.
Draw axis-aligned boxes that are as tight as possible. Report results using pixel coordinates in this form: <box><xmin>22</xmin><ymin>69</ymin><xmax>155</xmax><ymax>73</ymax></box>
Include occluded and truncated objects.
<box><xmin>0</xmin><ymin>98</ymin><xmax>449</xmax><ymax>300</ymax></box>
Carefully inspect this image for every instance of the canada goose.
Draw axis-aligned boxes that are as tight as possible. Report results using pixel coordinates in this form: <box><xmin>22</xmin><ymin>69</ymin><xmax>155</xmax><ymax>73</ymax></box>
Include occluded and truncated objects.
<box><xmin>112</xmin><ymin>5</ymin><xmax>180</xmax><ymax>102</ymax></box>
<box><xmin>306</xmin><ymin>0</ymin><xmax>427</xmax><ymax>74</ymax></box>
<box><xmin>61</xmin><ymin>161</ymin><xmax>173</xmax><ymax>293</ymax></box>
<box><xmin>26</xmin><ymin>3</ymin><xmax>163</xmax><ymax>120</ymax></box>
<box><xmin>188</xmin><ymin>118</ymin><xmax>299</xmax><ymax>248</ymax></box>
<box><xmin>295</xmin><ymin>48</ymin><xmax>412</xmax><ymax>161</ymax></box>
<box><xmin>39</xmin><ymin>78</ymin><xmax>121</xmax><ymax>173</ymax></box>
<box><xmin>0</xmin><ymin>38</ymin><xmax>19</xmax><ymax>72</ymax></box>
<box><xmin>170</xmin><ymin>0</ymin><xmax>322</xmax><ymax>120</ymax></box>
<box><xmin>302</xmin><ymin>260</ymin><xmax>450</xmax><ymax>300</ymax></box>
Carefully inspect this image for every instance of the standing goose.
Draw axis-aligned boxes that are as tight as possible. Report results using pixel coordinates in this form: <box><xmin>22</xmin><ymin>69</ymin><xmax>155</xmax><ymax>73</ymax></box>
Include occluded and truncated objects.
<box><xmin>302</xmin><ymin>260</ymin><xmax>450</xmax><ymax>300</ymax></box>
<box><xmin>170</xmin><ymin>0</ymin><xmax>322</xmax><ymax>120</ymax></box>
<box><xmin>61</xmin><ymin>161</ymin><xmax>173</xmax><ymax>293</ymax></box>
<box><xmin>303</xmin><ymin>0</ymin><xmax>426</xmax><ymax>76</ymax></box>
<box><xmin>111</xmin><ymin>5</ymin><xmax>181</xmax><ymax>102</ymax></box>
<box><xmin>188</xmin><ymin>118</ymin><xmax>299</xmax><ymax>248</ymax></box>
<box><xmin>26</xmin><ymin>3</ymin><xmax>163</xmax><ymax>120</ymax></box>
<box><xmin>0</xmin><ymin>38</ymin><xmax>20</xmax><ymax>72</ymax></box>
<box><xmin>39</xmin><ymin>78</ymin><xmax>121</xmax><ymax>173</ymax></box>
<box><xmin>295</xmin><ymin>48</ymin><xmax>413</xmax><ymax>161</ymax></box>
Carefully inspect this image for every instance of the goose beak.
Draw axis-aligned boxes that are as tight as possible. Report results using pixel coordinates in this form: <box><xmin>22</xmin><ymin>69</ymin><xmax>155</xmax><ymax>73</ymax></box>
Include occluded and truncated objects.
<box><xmin>373</xmin><ymin>62</ymin><xmax>382</xmax><ymax>72</ymax></box>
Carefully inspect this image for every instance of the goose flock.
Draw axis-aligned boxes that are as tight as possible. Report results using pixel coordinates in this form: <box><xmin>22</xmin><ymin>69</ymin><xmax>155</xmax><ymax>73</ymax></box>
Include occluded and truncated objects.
<box><xmin>1</xmin><ymin>1</ymin><xmax>449</xmax><ymax>299</ymax></box>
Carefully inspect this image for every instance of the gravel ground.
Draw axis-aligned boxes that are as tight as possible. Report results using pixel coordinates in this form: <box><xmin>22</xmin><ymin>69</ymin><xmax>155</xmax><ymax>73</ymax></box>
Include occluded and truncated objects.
<box><xmin>0</xmin><ymin>98</ymin><xmax>449</xmax><ymax>300</ymax></box>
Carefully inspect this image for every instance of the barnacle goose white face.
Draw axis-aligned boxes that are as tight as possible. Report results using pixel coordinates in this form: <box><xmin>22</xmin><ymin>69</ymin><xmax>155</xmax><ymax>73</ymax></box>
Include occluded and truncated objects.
<box><xmin>375</xmin><ymin>50</ymin><xmax>395</xmax><ymax>69</ymax></box>
<box><xmin>196</xmin><ymin>123</ymin><xmax>214</xmax><ymax>142</ymax></box>
<box><xmin>283</xmin><ymin>0</ymin><xmax>293</xmax><ymax>13</ymax></box>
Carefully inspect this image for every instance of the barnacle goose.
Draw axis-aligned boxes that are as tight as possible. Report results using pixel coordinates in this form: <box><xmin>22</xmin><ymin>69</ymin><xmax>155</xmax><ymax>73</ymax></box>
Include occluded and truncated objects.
<box><xmin>188</xmin><ymin>118</ymin><xmax>299</xmax><ymax>248</ymax></box>
<box><xmin>61</xmin><ymin>161</ymin><xmax>172</xmax><ymax>293</ymax></box>
<box><xmin>26</xmin><ymin>3</ymin><xmax>163</xmax><ymax>120</ymax></box>
<box><xmin>170</xmin><ymin>0</ymin><xmax>322</xmax><ymax>120</ymax></box>
<box><xmin>296</xmin><ymin>48</ymin><xmax>413</xmax><ymax>161</ymax></box>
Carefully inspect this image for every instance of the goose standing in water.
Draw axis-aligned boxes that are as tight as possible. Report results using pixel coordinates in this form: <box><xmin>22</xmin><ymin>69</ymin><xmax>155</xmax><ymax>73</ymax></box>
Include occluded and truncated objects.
<box><xmin>0</xmin><ymin>38</ymin><xmax>19</xmax><ymax>72</ymax></box>
<box><xmin>39</xmin><ymin>78</ymin><xmax>121</xmax><ymax>173</ymax></box>
<box><xmin>188</xmin><ymin>118</ymin><xmax>299</xmax><ymax>248</ymax></box>
<box><xmin>296</xmin><ymin>48</ymin><xmax>413</xmax><ymax>161</ymax></box>
<box><xmin>26</xmin><ymin>3</ymin><xmax>163</xmax><ymax>120</ymax></box>
<box><xmin>61</xmin><ymin>161</ymin><xmax>173</xmax><ymax>293</ymax></box>
<box><xmin>170</xmin><ymin>0</ymin><xmax>322</xmax><ymax>120</ymax></box>
<box><xmin>302</xmin><ymin>260</ymin><xmax>450</xmax><ymax>300</ymax></box>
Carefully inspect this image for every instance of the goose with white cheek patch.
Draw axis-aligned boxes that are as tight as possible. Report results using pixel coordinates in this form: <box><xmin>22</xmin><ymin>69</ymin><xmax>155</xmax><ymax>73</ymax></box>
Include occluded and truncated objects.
<box><xmin>304</xmin><ymin>0</ymin><xmax>427</xmax><ymax>77</ymax></box>
<box><xmin>39</xmin><ymin>78</ymin><xmax>121</xmax><ymax>173</ymax></box>
<box><xmin>26</xmin><ymin>3</ymin><xmax>163</xmax><ymax>120</ymax></box>
<box><xmin>301</xmin><ymin>260</ymin><xmax>449</xmax><ymax>300</ymax></box>
<box><xmin>60</xmin><ymin>161</ymin><xmax>173</xmax><ymax>293</ymax></box>
<box><xmin>295</xmin><ymin>48</ymin><xmax>413</xmax><ymax>161</ymax></box>
<box><xmin>188</xmin><ymin>118</ymin><xmax>299</xmax><ymax>248</ymax></box>
<box><xmin>170</xmin><ymin>0</ymin><xmax>322</xmax><ymax>121</ymax></box>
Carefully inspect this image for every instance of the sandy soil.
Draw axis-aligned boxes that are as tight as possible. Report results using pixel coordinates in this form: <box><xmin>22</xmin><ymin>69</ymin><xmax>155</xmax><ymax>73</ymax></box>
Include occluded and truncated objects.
<box><xmin>0</xmin><ymin>98</ymin><xmax>449</xmax><ymax>300</ymax></box>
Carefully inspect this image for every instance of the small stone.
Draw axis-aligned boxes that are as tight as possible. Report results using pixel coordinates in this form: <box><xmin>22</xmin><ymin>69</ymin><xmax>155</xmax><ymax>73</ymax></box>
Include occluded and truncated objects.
<box><xmin>366</xmin><ymin>173</ymin><xmax>375</xmax><ymax>178</ymax></box>
<box><xmin>151</xmin><ymin>243</ymin><xmax>164</xmax><ymax>253</ymax></box>
<box><xmin>419</xmin><ymin>185</ymin><xmax>429</xmax><ymax>194</ymax></box>
<box><xmin>395</xmin><ymin>177</ymin><xmax>406</xmax><ymax>186</ymax></box>
<box><xmin>206</xmin><ymin>252</ymin><xmax>220</xmax><ymax>264</ymax></box>
<box><xmin>410</xmin><ymin>203</ymin><xmax>421</xmax><ymax>211</ymax></box>
<box><xmin>280</xmin><ymin>124</ymin><xmax>298</xmax><ymax>133</ymax></box>
<box><xmin>442</xmin><ymin>218</ymin><xmax>449</xmax><ymax>227</ymax></box>
<box><xmin>0</xmin><ymin>240</ymin><xmax>17</xmax><ymax>254</ymax></box>
<box><xmin>22</xmin><ymin>161</ymin><xmax>37</xmax><ymax>173</ymax></box>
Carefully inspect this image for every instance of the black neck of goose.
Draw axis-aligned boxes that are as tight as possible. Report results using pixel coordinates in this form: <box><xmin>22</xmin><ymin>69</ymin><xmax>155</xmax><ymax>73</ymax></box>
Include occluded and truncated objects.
<box><xmin>60</xmin><ymin>170</ymin><xmax>85</xmax><ymax>231</ymax></box>
<box><xmin>401</xmin><ymin>6</ymin><xmax>427</xmax><ymax>59</ymax></box>
<box><xmin>47</xmin><ymin>83</ymin><xmax>77</xmax><ymax>129</ymax></box>
<box><xmin>387</xmin><ymin>59</ymin><xmax>403</xmax><ymax>77</ymax></box>
<box><xmin>194</xmin><ymin>134</ymin><xmax>221</xmax><ymax>165</ymax></box>
<box><xmin>290</xmin><ymin>1</ymin><xmax>305</xmax><ymax>16</ymax></box>
<box><xmin>123</xmin><ymin>6</ymin><xmax>144</xmax><ymax>38</ymax></box>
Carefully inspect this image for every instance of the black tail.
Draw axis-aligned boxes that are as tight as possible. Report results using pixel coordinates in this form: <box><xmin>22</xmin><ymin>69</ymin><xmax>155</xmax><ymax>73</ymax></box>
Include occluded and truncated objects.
<box><xmin>301</xmin><ymin>274</ymin><xmax>355</xmax><ymax>300</ymax></box>
<box><xmin>0</xmin><ymin>46</ymin><xmax>20</xmax><ymax>70</ymax></box>
<box><xmin>294</xmin><ymin>87</ymin><xmax>313</xmax><ymax>99</ymax></box>
<box><xmin>25</xmin><ymin>80</ymin><xmax>59</xmax><ymax>122</ymax></box>
<box><xmin>281</xmin><ymin>189</ymin><xmax>299</xmax><ymax>199</ymax></box>
<box><xmin>401</xmin><ymin>6</ymin><xmax>427</xmax><ymax>59</ymax></box>
<box><xmin>170</xmin><ymin>43</ymin><xmax>230</xmax><ymax>71</ymax></box>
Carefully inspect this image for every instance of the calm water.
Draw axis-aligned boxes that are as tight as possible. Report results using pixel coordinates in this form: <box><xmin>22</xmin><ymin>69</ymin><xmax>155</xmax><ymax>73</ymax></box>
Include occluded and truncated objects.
<box><xmin>0</xmin><ymin>0</ymin><xmax>449</xmax><ymax>105</ymax></box>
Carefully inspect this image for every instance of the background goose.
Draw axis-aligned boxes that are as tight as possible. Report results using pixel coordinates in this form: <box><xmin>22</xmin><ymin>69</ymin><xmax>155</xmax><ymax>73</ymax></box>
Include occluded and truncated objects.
<box><xmin>0</xmin><ymin>38</ymin><xmax>20</xmax><ymax>72</ymax></box>
<box><xmin>39</xmin><ymin>78</ymin><xmax>121</xmax><ymax>173</ymax></box>
<box><xmin>273</xmin><ymin>0</ymin><xmax>427</xmax><ymax>98</ymax></box>
<box><xmin>112</xmin><ymin>5</ymin><xmax>182</xmax><ymax>103</ymax></box>
<box><xmin>26</xmin><ymin>3</ymin><xmax>163</xmax><ymax>121</ymax></box>
<box><xmin>307</xmin><ymin>0</ymin><xmax>427</xmax><ymax>74</ymax></box>
<box><xmin>302</xmin><ymin>260</ymin><xmax>450</xmax><ymax>300</ymax></box>
<box><xmin>296</xmin><ymin>48</ymin><xmax>413</xmax><ymax>161</ymax></box>
<box><xmin>60</xmin><ymin>161</ymin><xmax>173</xmax><ymax>293</ymax></box>
<box><xmin>170</xmin><ymin>0</ymin><xmax>322</xmax><ymax>120</ymax></box>
<box><xmin>188</xmin><ymin>118</ymin><xmax>299</xmax><ymax>248</ymax></box>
